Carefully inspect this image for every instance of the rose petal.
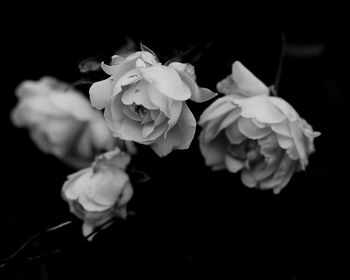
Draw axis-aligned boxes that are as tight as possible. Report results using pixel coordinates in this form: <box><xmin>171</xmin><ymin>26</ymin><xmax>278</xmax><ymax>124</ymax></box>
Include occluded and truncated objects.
<box><xmin>148</xmin><ymin>83</ymin><xmax>171</xmax><ymax>117</ymax></box>
<box><xmin>199</xmin><ymin>132</ymin><xmax>227</xmax><ymax>168</ymax></box>
<box><xmin>101</xmin><ymin>55</ymin><xmax>137</xmax><ymax>77</ymax></box>
<box><xmin>276</xmin><ymin>134</ymin><xmax>294</xmax><ymax>149</ymax></box>
<box><xmin>63</xmin><ymin>169</ymin><xmax>92</xmax><ymax>200</ymax></box>
<box><xmin>151</xmin><ymin>103</ymin><xmax>195</xmax><ymax>156</ymax></box>
<box><xmin>203</xmin><ymin>112</ymin><xmax>231</xmax><ymax>142</ymax></box>
<box><xmin>225</xmin><ymin>121</ymin><xmax>246</xmax><ymax>145</ymax></box>
<box><xmin>260</xmin><ymin>154</ymin><xmax>297</xmax><ymax>194</ymax></box>
<box><xmin>140</xmin><ymin>65</ymin><xmax>191</xmax><ymax>101</ymax></box>
<box><xmin>166</xmin><ymin>100</ymin><xmax>183</xmax><ymax>134</ymax></box>
<box><xmin>116</xmin><ymin>182</ymin><xmax>134</xmax><ymax>207</ymax></box>
<box><xmin>271</xmin><ymin>119</ymin><xmax>292</xmax><ymax>137</ymax></box>
<box><xmin>225</xmin><ymin>155</ymin><xmax>245</xmax><ymax>173</ymax></box>
<box><xmin>258</xmin><ymin>134</ymin><xmax>280</xmax><ymax>157</ymax></box>
<box><xmin>89</xmin><ymin>78</ymin><xmax>114</xmax><ymax>110</ymax></box>
<box><xmin>241</xmin><ymin>149</ymin><xmax>284</xmax><ymax>188</ymax></box>
<box><xmin>49</xmin><ymin>92</ymin><xmax>94</xmax><ymax>121</ymax></box>
<box><xmin>142</xmin><ymin>122</ymin><xmax>156</xmax><ymax>138</ymax></box>
<box><xmin>90</xmin><ymin>170</ymin><xmax>129</xmax><ymax>206</ymax></box>
<box><xmin>122</xmin><ymin>105</ymin><xmax>143</xmax><ymax>122</ymax></box>
<box><xmin>119</xmin><ymin>117</ymin><xmax>144</xmax><ymax>142</ymax></box>
<box><xmin>44</xmin><ymin>117</ymin><xmax>81</xmax><ymax>145</ymax></box>
<box><xmin>217</xmin><ymin>109</ymin><xmax>242</xmax><ymax>132</ymax></box>
<box><xmin>202</xmin><ymin>101</ymin><xmax>236</xmax><ymax>122</ymax></box>
<box><xmin>234</xmin><ymin>96</ymin><xmax>286</xmax><ymax>124</ymax></box>
<box><xmin>169</xmin><ymin>63</ymin><xmax>216</xmax><ymax>103</ymax></box>
<box><xmin>113</xmin><ymin>69</ymin><xmax>142</xmax><ymax>95</ymax></box>
<box><xmin>231</xmin><ymin>61</ymin><xmax>270</xmax><ymax>96</ymax></box>
<box><xmin>121</xmin><ymin>80</ymin><xmax>158</xmax><ymax>110</ymax></box>
<box><xmin>290</xmin><ymin>121</ymin><xmax>308</xmax><ymax>169</ymax></box>
<box><xmin>199</xmin><ymin>96</ymin><xmax>234</xmax><ymax>125</ymax></box>
<box><xmin>79</xmin><ymin>191</ymin><xmax>111</xmax><ymax>212</ymax></box>
<box><xmin>270</xmin><ymin>97</ymin><xmax>299</xmax><ymax>121</ymax></box>
<box><xmin>238</xmin><ymin>117</ymin><xmax>271</xmax><ymax>139</ymax></box>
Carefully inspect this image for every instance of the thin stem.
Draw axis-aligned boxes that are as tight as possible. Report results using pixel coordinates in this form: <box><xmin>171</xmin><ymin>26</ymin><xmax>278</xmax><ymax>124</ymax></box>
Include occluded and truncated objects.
<box><xmin>0</xmin><ymin>221</ymin><xmax>73</xmax><ymax>268</ymax></box>
<box><xmin>272</xmin><ymin>31</ymin><xmax>287</xmax><ymax>95</ymax></box>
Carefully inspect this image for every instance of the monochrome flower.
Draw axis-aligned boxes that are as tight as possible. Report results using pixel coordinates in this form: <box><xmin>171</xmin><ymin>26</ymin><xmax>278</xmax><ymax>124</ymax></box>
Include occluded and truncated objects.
<box><xmin>89</xmin><ymin>46</ymin><xmax>216</xmax><ymax>156</ymax></box>
<box><xmin>11</xmin><ymin>77</ymin><xmax>118</xmax><ymax>168</ymax></box>
<box><xmin>62</xmin><ymin>148</ymin><xmax>133</xmax><ymax>237</ymax></box>
<box><xmin>199</xmin><ymin>61</ymin><xmax>320</xmax><ymax>194</ymax></box>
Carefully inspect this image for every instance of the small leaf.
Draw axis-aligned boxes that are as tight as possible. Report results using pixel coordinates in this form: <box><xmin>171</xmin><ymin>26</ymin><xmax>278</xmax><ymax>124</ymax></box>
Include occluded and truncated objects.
<box><xmin>78</xmin><ymin>55</ymin><xmax>103</xmax><ymax>73</ymax></box>
<box><xmin>130</xmin><ymin>169</ymin><xmax>151</xmax><ymax>184</ymax></box>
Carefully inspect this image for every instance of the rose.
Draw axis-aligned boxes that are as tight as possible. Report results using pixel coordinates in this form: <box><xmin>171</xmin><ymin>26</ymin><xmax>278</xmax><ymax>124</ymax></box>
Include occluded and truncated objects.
<box><xmin>89</xmin><ymin>45</ymin><xmax>216</xmax><ymax>156</ymax></box>
<box><xmin>199</xmin><ymin>61</ymin><xmax>320</xmax><ymax>194</ymax></box>
<box><xmin>11</xmin><ymin>77</ymin><xmax>117</xmax><ymax>168</ymax></box>
<box><xmin>62</xmin><ymin>148</ymin><xmax>133</xmax><ymax>237</ymax></box>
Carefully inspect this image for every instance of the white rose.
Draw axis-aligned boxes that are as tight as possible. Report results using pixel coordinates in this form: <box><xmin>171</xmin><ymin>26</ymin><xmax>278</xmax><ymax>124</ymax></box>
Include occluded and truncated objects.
<box><xmin>199</xmin><ymin>61</ymin><xmax>320</xmax><ymax>194</ymax></box>
<box><xmin>89</xmin><ymin>46</ymin><xmax>216</xmax><ymax>156</ymax></box>
<box><xmin>62</xmin><ymin>148</ymin><xmax>133</xmax><ymax>237</ymax></box>
<box><xmin>11</xmin><ymin>77</ymin><xmax>115</xmax><ymax>168</ymax></box>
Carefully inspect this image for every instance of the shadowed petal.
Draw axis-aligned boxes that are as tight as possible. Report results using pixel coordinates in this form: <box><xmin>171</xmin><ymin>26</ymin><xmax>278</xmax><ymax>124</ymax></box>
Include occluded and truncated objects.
<box><xmin>89</xmin><ymin>78</ymin><xmax>114</xmax><ymax>110</ymax></box>
<box><xmin>238</xmin><ymin>117</ymin><xmax>271</xmax><ymax>139</ymax></box>
<box><xmin>151</xmin><ymin>103</ymin><xmax>195</xmax><ymax>156</ymax></box>
<box><xmin>225</xmin><ymin>121</ymin><xmax>246</xmax><ymax>145</ymax></box>
<box><xmin>121</xmin><ymin>80</ymin><xmax>158</xmax><ymax>110</ymax></box>
<box><xmin>225</xmin><ymin>155</ymin><xmax>245</xmax><ymax>173</ymax></box>
<box><xmin>199</xmin><ymin>132</ymin><xmax>227</xmax><ymax>168</ymax></box>
<box><xmin>235</xmin><ymin>96</ymin><xmax>286</xmax><ymax>124</ymax></box>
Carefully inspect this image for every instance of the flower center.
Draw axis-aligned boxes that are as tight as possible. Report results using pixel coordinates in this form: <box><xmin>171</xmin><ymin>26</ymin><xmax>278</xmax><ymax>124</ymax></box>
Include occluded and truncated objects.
<box><xmin>133</xmin><ymin>104</ymin><xmax>147</xmax><ymax>118</ymax></box>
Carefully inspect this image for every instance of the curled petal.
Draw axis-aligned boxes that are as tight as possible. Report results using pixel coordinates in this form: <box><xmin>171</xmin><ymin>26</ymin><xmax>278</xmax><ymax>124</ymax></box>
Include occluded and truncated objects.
<box><xmin>121</xmin><ymin>80</ymin><xmax>158</xmax><ymax>110</ymax></box>
<box><xmin>63</xmin><ymin>169</ymin><xmax>92</xmax><ymax>200</ymax></box>
<box><xmin>234</xmin><ymin>96</ymin><xmax>286</xmax><ymax>124</ymax></box>
<box><xmin>225</xmin><ymin>155</ymin><xmax>245</xmax><ymax>173</ymax></box>
<box><xmin>230</xmin><ymin>61</ymin><xmax>270</xmax><ymax>96</ymax></box>
<box><xmin>238</xmin><ymin>117</ymin><xmax>271</xmax><ymax>139</ymax></box>
<box><xmin>276</xmin><ymin>134</ymin><xmax>294</xmax><ymax>149</ymax></box>
<box><xmin>151</xmin><ymin>103</ymin><xmax>195</xmax><ymax>156</ymax></box>
<box><xmin>148</xmin><ymin>83</ymin><xmax>171</xmax><ymax>117</ymax></box>
<box><xmin>89</xmin><ymin>78</ymin><xmax>114</xmax><ymax>110</ymax></box>
<box><xmin>101</xmin><ymin>55</ymin><xmax>138</xmax><ymax>77</ymax></box>
<box><xmin>199</xmin><ymin>132</ymin><xmax>227</xmax><ymax>168</ymax></box>
<box><xmin>269</xmin><ymin>97</ymin><xmax>299</xmax><ymax>121</ymax></box>
<box><xmin>290</xmin><ymin>121</ymin><xmax>308</xmax><ymax>168</ymax></box>
<box><xmin>271</xmin><ymin>120</ymin><xmax>292</xmax><ymax>137</ymax></box>
<box><xmin>166</xmin><ymin>101</ymin><xmax>183</xmax><ymax>134</ymax></box>
<box><xmin>140</xmin><ymin>65</ymin><xmax>191</xmax><ymax>101</ymax></box>
<box><xmin>225</xmin><ymin>122</ymin><xmax>246</xmax><ymax>145</ymax></box>
<box><xmin>49</xmin><ymin>92</ymin><xmax>94</xmax><ymax>121</ymax></box>
<box><xmin>113</xmin><ymin>69</ymin><xmax>142</xmax><ymax>95</ymax></box>
<box><xmin>199</xmin><ymin>96</ymin><xmax>235</xmax><ymax>125</ymax></box>
<box><xmin>170</xmin><ymin>63</ymin><xmax>216</xmax><ymax>103</ymax></box>
<box><xmin>260</xmin><ymin>154</ymin><xmax>298</xmax><ymax>194</ymax></box>
<box><xmin>90</xmin><ymin>171</ymin><xmax>129</xmax><ymax>206</ymax></box>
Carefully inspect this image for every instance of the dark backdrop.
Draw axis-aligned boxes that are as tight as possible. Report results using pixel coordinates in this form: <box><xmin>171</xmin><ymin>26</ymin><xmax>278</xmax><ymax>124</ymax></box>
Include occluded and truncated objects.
<box><xmin>1</xmin><ymin>2</ymin><xmax>349</xmax><ymax>280</ymax></box>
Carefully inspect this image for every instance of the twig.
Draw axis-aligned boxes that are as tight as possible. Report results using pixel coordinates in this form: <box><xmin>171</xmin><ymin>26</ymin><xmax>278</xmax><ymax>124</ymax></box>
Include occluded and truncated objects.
<box><xmin>273</xmin><ymin>31</ymin><xmax>287</xmax><ymax>95</ymax></box>
<box><xmin>0</xmin><ymin>221</ymin><xmax>73</xmax><ymax>268</ymax></box>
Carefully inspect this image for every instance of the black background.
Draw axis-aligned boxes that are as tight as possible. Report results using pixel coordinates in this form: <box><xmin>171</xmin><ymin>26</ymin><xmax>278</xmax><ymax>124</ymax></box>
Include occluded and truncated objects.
<box><xmin>1</xmin><ymin>2</ymin><xmax>349</xmax><ymax>279</ymax></box>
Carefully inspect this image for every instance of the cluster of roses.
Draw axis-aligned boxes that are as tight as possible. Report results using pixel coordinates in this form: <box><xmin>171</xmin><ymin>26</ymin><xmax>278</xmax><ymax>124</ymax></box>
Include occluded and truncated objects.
<box><xmin>11</xmin><ymin>46</ymin><xmax>320</xmax><ymax>237</ymax></box>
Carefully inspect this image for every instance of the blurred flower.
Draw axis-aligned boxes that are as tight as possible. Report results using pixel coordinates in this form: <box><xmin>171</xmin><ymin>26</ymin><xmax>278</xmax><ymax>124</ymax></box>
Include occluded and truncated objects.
<box><xmin>62</xmin><ymin>148</ymin><xmax>133</xmax><ymax>238</ymax></box>
<box><xmin>11</xmin><ymin>77</ymin><xmax>117</xmax><ymax>168</ymax></box>
<box><xmin>89</xmin><ymin>45</ymin><xmax>216</xmax><ymax>156</ymax></box>
<box><xmin>199</xmin><ymin>61</ymin><xmax>320</xmax><ymax>194</ymax></box>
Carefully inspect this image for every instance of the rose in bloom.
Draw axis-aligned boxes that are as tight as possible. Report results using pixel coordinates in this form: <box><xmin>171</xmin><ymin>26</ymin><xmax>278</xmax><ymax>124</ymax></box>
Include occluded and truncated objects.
<box><xmin>62</xmin><ymin>148</ymin><xmax>133</xmax><ymax>237</ymax></box>
<box><xmin>89</xmin><ymin>46</ymin><xmax>216</xmax><ymax>156</ymax></box>
<box><xmin>11</xmin><ymin>77</ymin><xmax>119</xmax><ymax>168</ymax></box>
<box><xmin>199</xmin><ymin>61</ymin><xmax>320</xmax><ymax>194</ymax></box>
